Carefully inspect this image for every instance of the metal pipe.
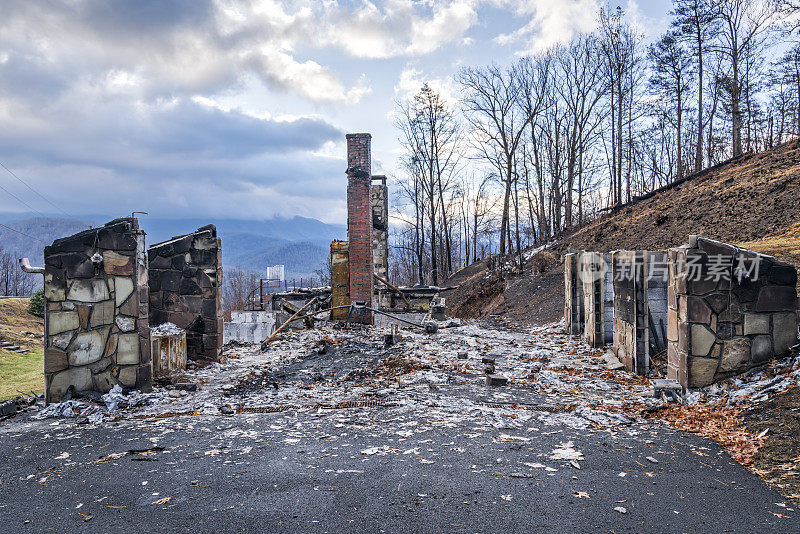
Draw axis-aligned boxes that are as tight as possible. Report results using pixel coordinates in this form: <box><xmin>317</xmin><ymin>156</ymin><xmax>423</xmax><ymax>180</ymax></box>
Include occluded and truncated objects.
<box><xmin>19</xmin><ymin>258</ymin><xmax>44</xmax><ymax>274</ymax></box>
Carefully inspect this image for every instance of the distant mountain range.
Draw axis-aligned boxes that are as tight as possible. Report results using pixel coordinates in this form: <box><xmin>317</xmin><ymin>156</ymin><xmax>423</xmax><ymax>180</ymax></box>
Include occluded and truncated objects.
<box><xmin>0</xmin><ymin>213</ymin><xmax>346</xmax><ymax>280</ymax></box>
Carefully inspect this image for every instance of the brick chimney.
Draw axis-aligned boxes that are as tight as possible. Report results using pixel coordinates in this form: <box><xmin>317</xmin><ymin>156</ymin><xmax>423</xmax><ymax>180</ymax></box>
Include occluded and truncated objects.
<box><xmin>346</xmin><ymin>133</ymin><xmax>374</xmax><ymax>323</ymax></box>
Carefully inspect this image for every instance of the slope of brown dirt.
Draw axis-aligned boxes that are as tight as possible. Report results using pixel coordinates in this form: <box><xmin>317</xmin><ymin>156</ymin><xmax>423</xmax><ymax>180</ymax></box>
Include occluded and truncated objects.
<box><xmin>447</xmin><ymin>139</ymin><xmax>800</xmax><ymax>324</ymax></box>
<box><xmin>564</xmin><ymin>139</ymin><xmax>800</xmax><ymax>253</ymax></box>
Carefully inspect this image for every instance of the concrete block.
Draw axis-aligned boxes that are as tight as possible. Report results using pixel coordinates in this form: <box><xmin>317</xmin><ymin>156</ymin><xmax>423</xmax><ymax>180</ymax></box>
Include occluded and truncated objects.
<box><xmin>486</xmin><ymin>374</ymin><xmax>508</xmax><ymax>387</ymax></box>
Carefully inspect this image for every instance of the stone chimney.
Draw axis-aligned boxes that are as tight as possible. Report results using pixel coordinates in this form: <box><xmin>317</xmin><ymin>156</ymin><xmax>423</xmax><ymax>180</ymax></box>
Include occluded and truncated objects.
<box><xmin>346</xmin><ymin>133</ymin><xmax>374</xmax><ymax>323</ymax></box>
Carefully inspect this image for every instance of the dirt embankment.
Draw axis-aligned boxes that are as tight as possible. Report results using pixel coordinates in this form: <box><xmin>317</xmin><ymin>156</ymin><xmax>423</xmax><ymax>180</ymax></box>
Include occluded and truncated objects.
<box><xmin>446</xmin><ymin>139</ymin><xmax>800</xmax><ymax>324</ymax></box>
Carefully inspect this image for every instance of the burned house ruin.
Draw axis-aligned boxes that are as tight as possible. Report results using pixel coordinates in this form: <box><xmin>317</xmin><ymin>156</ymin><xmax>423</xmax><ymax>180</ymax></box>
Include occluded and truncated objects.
<box><xmin>148</xmin><ymin>225</ymin><xmax>223</xmax><ymax>361</ymax></box>
<box><xmin>41</xmin><ymin>218</ymin><xmax>152</xmax><ymax>402</ymax></box>
<box><xmin>28</xmin><ymin>218</ymin><xmax>226</xmax><ymax>403</ymax></box>
<box><xmin>565</xmin><ymin>236</ymin><xmax>798</xmax><ymax>389</ymax></box>
<box><xmin>666</xmin><ymin>236</ymin><xmax>798</xmax><ymax>388</ymax></box>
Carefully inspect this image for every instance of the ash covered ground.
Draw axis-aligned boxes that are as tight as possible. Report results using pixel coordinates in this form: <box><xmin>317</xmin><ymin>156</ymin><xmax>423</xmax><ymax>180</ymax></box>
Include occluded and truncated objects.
<box><xmin>1</xmin><ymin>321</ymin><xmax>798</xmax><ymax>532</ymax></box>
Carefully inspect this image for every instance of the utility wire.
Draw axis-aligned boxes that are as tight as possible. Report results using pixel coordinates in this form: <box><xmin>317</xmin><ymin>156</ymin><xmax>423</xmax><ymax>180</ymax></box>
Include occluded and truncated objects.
<box><xmin>0</xmin><ymin>221</ymin><xmax>48</xmax><ymax>245</ymax></box>
<box><xmin>0</xmin><ymin>177</ymin><xmax>49</xmax><ymax>218</ymax></box>
<box><xmin>0</xmin><ymin>160</ymin><xmax>73</xmax><ymax>219</ymax></box>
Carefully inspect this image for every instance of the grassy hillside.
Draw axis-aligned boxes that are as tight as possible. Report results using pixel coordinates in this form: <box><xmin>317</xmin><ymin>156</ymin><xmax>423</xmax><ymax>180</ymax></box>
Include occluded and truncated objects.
<box><xmin>446</xmin><ymin>139</ymin><xmax>800</xmax><ymax>324</ymax></box>
<box><xmin>0</xmin><ymin>298</ymin><xmax>44</xmax><ymax>400</ymax></box>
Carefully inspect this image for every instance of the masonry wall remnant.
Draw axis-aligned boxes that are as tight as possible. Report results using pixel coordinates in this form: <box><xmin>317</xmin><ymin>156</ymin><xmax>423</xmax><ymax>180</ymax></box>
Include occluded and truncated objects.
<box><xmin>612</xmin><ymin>250</ymin><xmax>650</xmax><ymax>374</ymax></box>
<box><xmin>647</xmin><ymin>251</ymin><xmax>669</xmax><ymax>355</ymax></box>
<box><xmin>667</xmin><ymin>236</ymin><xmax>798</xmax><ymax>388</ymax></box>
<box><xmin>330</xmin><ymin>240</ymin><xmax>350</xmax><ymax>321</ymax></box>
<box><xmin>43</xmin><ymin>218</ymin><xmax>151</xmax><ymax>402</ymax></box>
<box><xmin>564</xmin><ymin>235</ymin><xmax>799</xmax><ymax>389</ymax></box>
<box><xmin>580</xmin><ymin>252</ymin><xmax>614</xmax><ymax>347</ymax></box>
<box><xmin>371</xmin><ymin>175</ymin><xmax>389</xmax><ymax>282</ymax></box>
<box><xmin>346</xmin><ymin>133</ymin><xmax>374</xmax><ymax>323</ymax></box>
<box><xmin>148</xmin><ymin>225</ymin><xmax>223</xmax><ymax>361</ymax></box>
<box><xmin>564</xmin><ymin>252</ymin><xmax>585</xmax><ymax>335</ymax></box>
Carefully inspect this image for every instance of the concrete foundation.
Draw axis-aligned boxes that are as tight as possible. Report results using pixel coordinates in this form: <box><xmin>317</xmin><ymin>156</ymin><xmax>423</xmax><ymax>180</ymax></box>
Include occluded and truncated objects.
<box><xmin>223</xmin><ymin>311</ymin><xmax>276</xmax><ymax>344</ymax></box>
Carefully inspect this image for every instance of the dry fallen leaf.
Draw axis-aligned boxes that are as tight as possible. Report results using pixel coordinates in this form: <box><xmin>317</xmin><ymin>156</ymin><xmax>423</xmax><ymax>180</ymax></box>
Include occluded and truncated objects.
<box><xmin>152</xmin><ymin>497</ymin><xmax>172</xmax><ymax>505</ymax></box>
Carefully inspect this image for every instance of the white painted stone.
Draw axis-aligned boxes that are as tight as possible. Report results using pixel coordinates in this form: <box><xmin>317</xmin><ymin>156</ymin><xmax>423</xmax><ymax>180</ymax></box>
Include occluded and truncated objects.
<box><xmin>690</xmin><ymin>324</ymin><xmax>716</xmax><ymax>357</ymax></box>
<box><xmin>48</xmin><ymin>367</ymin><xmax>92</xmax><ymax>400</ymax></box>
<box><xmin>66</xmin><ymin>279</ymin><xmax>109</xmax><ymax>303</ymax></box>
<box><xmin>114</xmin><ymin>276</ymin><xmax>134</xmax><ymax>306</ymax></box>
<box><xmin>115</xmin><ymin>315</ymin><xmax>136</xmax><ymax>332</ymax></box>
<box><xmin>116</xmin><ymin>333</ymin><xmax>139</xmax><ymax>364</ymax></box>
<box><xmin>47</xmin><ymin>311</ymin><xmax>79</xmax><ymax>335</ymax></box>
<box><xmin>67</xmin><ymin>328</ymin><xmax>109</xmax><ymax>366</ymax></box>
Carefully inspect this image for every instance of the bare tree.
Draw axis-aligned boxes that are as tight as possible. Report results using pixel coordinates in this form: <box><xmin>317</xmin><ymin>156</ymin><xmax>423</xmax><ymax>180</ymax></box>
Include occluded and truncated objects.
<box><xmin>672</xmin><ymin>0</ymin><xmax>719</xmax><ymax>172</ymax></box>
<box><xmin>715</xmin><ymin>0</ymin><xmax>782</xmax><ymax>156</ymax></box>
<box><xmin>396</xmin><ymin>83</ymin><xmax>462</xmax><ymax>285</ymax></box>
<box><xmin>223</xmin><ymin>266</ymin><xmax>259</xmax><ymax>312</ymax></box>
<box><xmin>598</xmin><ymin>7</ymin><xmax>644</xmax><ymax>205</ymax></box>
<box><xmin>649</xmin><ymin>31</ymin><xmax>694</xmax><ymax>180</ymax></box>
<box><xmin>458</xmin><ymin>62</ymin><xmax>531</xmax><ymax>257</ymax></box>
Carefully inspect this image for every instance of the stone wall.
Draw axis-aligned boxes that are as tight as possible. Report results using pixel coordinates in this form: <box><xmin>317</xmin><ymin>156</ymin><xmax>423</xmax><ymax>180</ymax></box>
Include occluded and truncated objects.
<box><xmin>330</xmin><ymin>240</ymin><xmax>350</xmax><ymax>321</ymax></box>
<box><xmin>581</xmin><ymin>252</ymin><xmax>613</xmax><ymax>347</ymax></box>
<box><xmin>43</xmin><ymin>218</ymin><xmax>151</xmax><ymax>403</ymax></box>
<box><xmin>148</xmin><ymin>225</ymin><xmax>222</xmax><ymax>361</ymax></box>
<box><xmin>371</xmin><ymin>175</ymin><xmax>389</xmax><ymax>281</ymax></box>
<box><xmin>564</xmin><ymin>253</ymin><xmax>585</xmax><ymax>335</ymax></box>
<box><xmin>667</xmin><ymin>236</ymin><xmax>799</xmax><ymax>388</ymax></box>
<box><xmin>612</xmin><ymin>250</ymin><xmax>649</xmax><ymax>375</ymax></box>
<box><xmin>346</xmin><ymin>133</ymin><xmax>373</xmax><ymax>323</ymax></box>
<box><xmin>647</xmin><ymin>251</ymin><xmax>669</xmax><ymax>353</ymax></box>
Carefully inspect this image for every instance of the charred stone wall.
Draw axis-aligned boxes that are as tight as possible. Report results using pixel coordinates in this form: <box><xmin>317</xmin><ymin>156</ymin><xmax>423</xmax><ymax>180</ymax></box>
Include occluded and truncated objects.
<box><xmin>43</xmin><ymin>218</ymin><xmax>151</xmax><ymax>402</ymax></box>
<box><xmin>612</xmin><ymin>251</ymin><xmax>649</xmax><ymax>375</ymax></box>
<box><xmin>564</xmin><ymin>253</ymin><xmax>584</xmax><ymax>335</ymax></box>
<box><xmin>667</xmin><ymin>236</ymin><xmax>798</xmax><ymax>388</ymax></box>
<box><xmin>581</xmin><ymin>252</ymin><xmax>613</xmax><ymax>347</ymax></box>
<box><xmin>371</xmin><ymin>175</ymin><xmax>389</xmax><ymax>281</ymax></box>
<box><xmin>148</xmin><ymin>225</ymin><xmax>222</xmax><ymax>361</ymax></box>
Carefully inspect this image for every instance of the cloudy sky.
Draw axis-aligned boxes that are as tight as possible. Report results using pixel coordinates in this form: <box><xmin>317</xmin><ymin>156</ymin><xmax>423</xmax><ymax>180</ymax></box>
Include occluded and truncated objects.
<box><xmin>0</xmin><ymin>0</ymin><xmax>670</xmax><ymax>224</ymax></box>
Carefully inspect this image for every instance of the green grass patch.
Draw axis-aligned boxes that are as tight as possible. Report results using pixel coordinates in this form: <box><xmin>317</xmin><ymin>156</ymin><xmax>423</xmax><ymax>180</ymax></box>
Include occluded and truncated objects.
<box><xmin>0</xmin><ymin>349</ymin><xmax>43</xmax><ymax>401</ymax></box>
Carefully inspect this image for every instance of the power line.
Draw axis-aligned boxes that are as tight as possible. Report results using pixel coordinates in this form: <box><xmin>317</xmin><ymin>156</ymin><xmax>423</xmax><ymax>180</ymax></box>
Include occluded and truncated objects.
<box><xmin>0</xmin><ymin>160</ymin><xmax>74</xmax><ymax>219</ymax></box>
<box><xmin>0</xmin><ymin>221</ymin><xmax>48</xmax><ymax>245</ymax></box>
<box><xmin>0</xmin><ymin>177</ymin><xmax>49</xmax><ymax>218</ymax></box>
